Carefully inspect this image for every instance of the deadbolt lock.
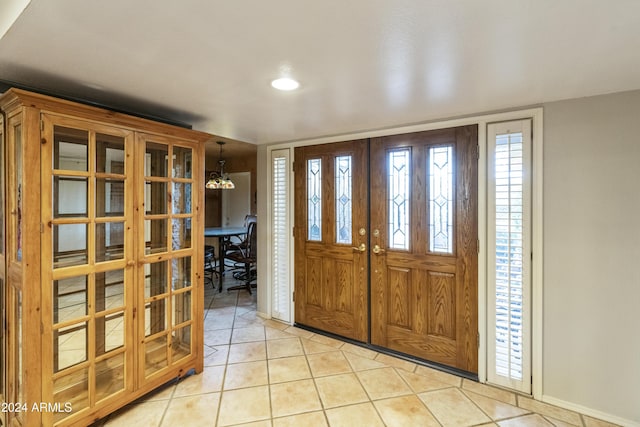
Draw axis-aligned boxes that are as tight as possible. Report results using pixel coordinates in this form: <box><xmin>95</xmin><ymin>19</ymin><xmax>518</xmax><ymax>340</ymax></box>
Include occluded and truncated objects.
<box><xmin>359</xmin><ymin>228</ymin><xmax>366</xmax><ymax>236</ymax></box>
<box><xmin>372</xmin><ymin>229</ymin><xmax>380</xmax><ymax>238</ymax></box>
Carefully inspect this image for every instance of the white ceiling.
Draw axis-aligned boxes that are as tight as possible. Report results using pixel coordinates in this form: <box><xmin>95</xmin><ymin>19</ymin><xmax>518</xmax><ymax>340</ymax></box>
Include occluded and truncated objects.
<box><xmin>1</xmin><ymin>0</ymin><xmax>639</xmax><ymax>145</ymax></box>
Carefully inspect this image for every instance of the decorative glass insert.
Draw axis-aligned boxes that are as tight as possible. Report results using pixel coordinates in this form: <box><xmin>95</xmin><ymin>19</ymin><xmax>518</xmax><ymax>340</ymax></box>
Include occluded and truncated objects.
<box><xmin>335</xmin><ymin>155</ymin><xmax>352</xmax><ymax>244</ymax></box>
<box><xmin>307</xmin><ymin>158</ymin><xmax>322</xmax><ymax>241</ymax></box>
<box><xmin>388</xmin><ymin>149</ymin><xmax>410</xmax><ymax>250</ymax></box>
<box><xmin>494</xmin><ymin>131</ymin><xmax>525</xmax><ymax>380</ymax></box>
<box><xmin>428</xmin><ymin>146</ymin><xmax>454</xmax><ymax>253</ymax></box>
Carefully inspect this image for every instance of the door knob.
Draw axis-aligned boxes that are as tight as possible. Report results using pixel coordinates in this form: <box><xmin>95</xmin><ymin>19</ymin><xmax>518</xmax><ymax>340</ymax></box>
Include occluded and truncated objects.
<box><xmin>352</xmin><ymin>243</ymin><xmax>366</xmax><ymax>252</ymax></box>
<box><xmin>372</xmin><ymin>244</ymin><xmax>385</xmax><ymax>254</ymax></box>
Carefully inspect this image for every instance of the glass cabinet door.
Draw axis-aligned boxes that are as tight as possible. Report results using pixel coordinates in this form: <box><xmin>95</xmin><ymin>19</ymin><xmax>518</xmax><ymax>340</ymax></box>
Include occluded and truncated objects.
<box><xmin>139</xmin><ymin>136</ymin><xmax>196</xmax><ymax>380</ymax></box>
<box><xmin>41</xmin><ymin>115</ymin><xmax>134</xmax><ymax>424</ymax></box>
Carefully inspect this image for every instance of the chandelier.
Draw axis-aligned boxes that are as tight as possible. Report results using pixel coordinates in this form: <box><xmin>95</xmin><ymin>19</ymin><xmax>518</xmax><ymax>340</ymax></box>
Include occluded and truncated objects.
<box><xmin>206</xmin><ymin>141</ymin><xmax>235</xmax><ymax>189</ymax></box>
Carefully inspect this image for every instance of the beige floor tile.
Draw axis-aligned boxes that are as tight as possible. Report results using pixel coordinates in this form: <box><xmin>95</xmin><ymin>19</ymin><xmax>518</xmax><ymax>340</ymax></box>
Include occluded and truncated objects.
<box><xmin>545</xmin><ymin>416</ymin><xmax>582</xmax><ymax>427</ymax></box>
<box><xmin>396</xmin><ymin>369</ymin><xmax>452</xmax><ymax>393</ymax></box>
<box><xmin>340</xmin><ymin>342</ymin><xmax>378</xmax><ymax>359</ymax></box>
<box><xmin>314</xmin><ymin>373</ymin><xmax>369</xmax><ymax>408</ymax></box>
<box><xmin>228</xmin><ymin>342</ymin><xmax>267</xmax><ymax>363</ymax></box>
<box><xmin>374</xmin><ymin>353</ymin><xmax>417</xmax><ymax>372</ymax></box>
<box><xmin>217</xmin><ymin>385</ymin><xmax>271</xmax><ymax>426</ymax></box>
<box><xmin>160</xmin><ymin>392</ymin><xmax>220</xmax><ymax>426</ymax></box>
<box><xmin>204</xmin><ymin>328</ymin><xmax>232</xmax><ymax>346</ymax></box>
<box><xmin>419</xmin><ymin>387</ymin><xmax>491</xmax><ymax>426</ymax></box>
<box><xmin>414</xmin><ymin>365</ymin><xmax>463</xmax><ymax>387</ymax></box>
<box><xmin>308</xmin><ymin>334</ymin><xmax>345</xmax><ymax>348</ymax></box>
<box><xmin>325</xmin><ymin>402</ymin><xmax>385</xmax><ymax>427</ymax></box>
<box><xmin>105</xmin><ymin>400</ymin><xmax>168</xmax><ymax>426</ymax></box>
<box><xmin>231</xmin><ymin>326</ymin><xmax>266</xmax><ymax>343</ymax></box>
<box><xmin>498</xmin><ymin>414</ymin><xmax>555</xmax><ymax>426</ymax></box>
<box><xmin>232</xmin><ymin>421</ymin><xmax>272</xmax><ymax>427</ymax></box>
<box><xmin>583</xmin><ymin>415</ymin><xmax>622</xmax><ymax>427</ymax></box>
<box><xmin>263</xmin><ymin>319</ymin><xmax>290</xmax><ymax>331</ymax></box>
<box><xmin>343</xmin><ymin>352</ymin><xmax>388</xmax><ymax>371</ymax></box>
<box><xmin>356</xmin><ymin>367</ymin><xmax>412</xmax><ymax>400</ymax></box>
<box><xmin>138</xmin><ymin>382</ymin><xmax>176</xmax><ymax>402</ymax></box>
<box><xmin>270</xmin><ymin>379</ymin><xmax>322</xmax><ymax>418</ymax></box>
<box><xmin>265</xmin><ymin>327</ymin><xmax>297</xmax><ymax>340</ymax></box>
<box><xmin>224</xmin><ymin>360</ymin><xmax>269</xmax><ymax>390</ymax></box>
<box><xmin>374</xmin><ymin>395</ymin><xmax>440</xmax><ymax>427</ymax></box>
<box><xmin>462</xmin><ymin>379</ymin><xmax>517</xmax><ymax>405</ymax></box>
<box><xmin>204</xmin><ymin>313</ymin><xmax>234</xmax><ymax>330</ymax></box>
<box><xmin>463</xmin><ymin>390</ymin><xmax>530</xmax><ymax>421</ymax></box>
<box><xmin>268</xmin><ymin>355</ymin><xmax>312</xmax><ymax>383</ymax></box>
<box><xmin>301</xmin><ymin>339</ymin><xmax>339</xmax><ymax>355</ymax></box>
<box><xmin>283</xmin><ymin>326</ymin><xmax>315</xmax><ymax>339</ymax></box>
<box><xmin>203</xmin><ymin>344</ymin><xmax>230</xmax><ymax>366</ymax></box>
<box><xmin>267</xmin><ymin>338</ymin><xmax>304</xmax><ymax>359</ymax></box>
<box><xmin>307</xmin><ymin>351</ymin><xmax>353</xmax><ymax>377</ymax></box>
<box><xmin>273</xmin><ymin>411</ymin><xmax>328</xmax><ymax>427</ymax></box>
<box><xmin>173</xmin><ymin>366</ymin><xmax>224</xmax><ymax>398</ymax></box>
<box><xmin>518</xmin><ymin>397</ymin><xmax>583</xmax><ymax>426</ymax></box>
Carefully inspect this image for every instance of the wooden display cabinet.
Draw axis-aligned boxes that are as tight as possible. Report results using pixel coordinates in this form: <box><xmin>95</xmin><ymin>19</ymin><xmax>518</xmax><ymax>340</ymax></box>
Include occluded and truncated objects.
<box><xmin>0</xmin><ymin>89</ymin><xmax>209</xmax><ymax>426</ymax></box>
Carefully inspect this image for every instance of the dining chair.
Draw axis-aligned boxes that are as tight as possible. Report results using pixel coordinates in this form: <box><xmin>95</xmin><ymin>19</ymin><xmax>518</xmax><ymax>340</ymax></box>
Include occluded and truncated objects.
<box><xmin>204</xmin><ymin>245</ymin><xmax>219</xmax><ymax>289</ymax></box>
<box><xmin>226</xmin><ymin>221</ymin><xmax>257</xmax><ymax>294</ymax></box>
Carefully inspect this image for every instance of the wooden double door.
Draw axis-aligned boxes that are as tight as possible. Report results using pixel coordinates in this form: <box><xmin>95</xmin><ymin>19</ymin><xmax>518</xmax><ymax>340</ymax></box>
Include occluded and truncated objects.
<box><xmin>294</xmin><ymin>125</ymin><xmax>478</xmax><ymax>373</ymax></box>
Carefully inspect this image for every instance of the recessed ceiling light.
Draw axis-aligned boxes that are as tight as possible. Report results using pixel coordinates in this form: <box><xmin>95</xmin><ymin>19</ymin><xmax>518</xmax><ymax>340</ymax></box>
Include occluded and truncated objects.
<box><xmin>271</xmin><ymin>77</ymin><xmax>300</xmax><ymax>91</ymax></box>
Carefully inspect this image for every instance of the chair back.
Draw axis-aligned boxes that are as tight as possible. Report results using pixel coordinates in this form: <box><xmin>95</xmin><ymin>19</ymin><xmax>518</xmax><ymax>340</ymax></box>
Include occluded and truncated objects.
<box><xmin>245</xmin><ymin>221</ymin><xmax>257</xmax><ymax>260</ymax></box>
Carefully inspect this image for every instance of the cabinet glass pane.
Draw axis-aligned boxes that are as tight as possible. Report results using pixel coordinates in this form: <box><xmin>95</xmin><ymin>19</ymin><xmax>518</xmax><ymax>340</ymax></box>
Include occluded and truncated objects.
<box><xmin>172</xmin><ymin>325</ymin><xmax>191</xmax><ymax>362</ymax></box>
<box><xmin>96</xmin><ymin>222</ymin><xmax>125</xmax><ymax>262</ymax></box>
<box><xmin>54</xmin><ymin>177</ymin><xmax>88</xmax><ymax>217</ymax></box>
<box><xmin>172</xmin><ymin>183</ymin><xmax>192</xmax><ymax>214</ymax></box>
<box><xmin>145</xmin><ymin>261</ymin><xmax>168</xmax><ymax>298</ymax></box>
<box><xmin>54</xmin><ymin>276</ymin><xmax>88</xmax><ymax>324</ymax></box>
<box><xmin>145</xmin><ymin>142</ymin><xmax>168</xmax><ymax>177</ymax></box>
<box><xmin>171</xmin><ymin>218</ymin><xmax>191</xmax><ymax>250</ymax></box>
<box><xmin>54</xmin><ymin>223</ymin><xmax>88</xmax><ymax>268</ymax></box>
<box><xmin>15</xmin><ymin>123</ymin><xmax>22</xmax><ymax>261</ymax></box>
<box><xmin>53</xmin><ymin>367</ymin><xmax>89</xmax><ymax>424</ymax></box>
<box><xmin>95</xmin><ymin>353</ymin><xmax>125</xmax><ymax>402</ymax></box>
<box><xmin>145</xmin><ymin>181</ymin><xmax>167</xmax><ymax>214</ymax></box>
<box><xmin>96</xmin><ymin>311</ymin><xmax>124</xmax><ymax>354</ymax></box>
<box><xmin>172</xmin><ymin>291</ymin><xmax>191</xmax><ymax>326</ymax></box>
<box><xmin>95</xmin><ymin>269</ymin><xmax>125</xmax><ymax>312</ymax></box>
<box><xmin>145</xmin><ymin>219</ymin><xmax>167</xmax><ymax>254</ymax></box>
<box><xmin>145</xmin><ymin>335</ymin><xmax>168</xmax><ymax>377</ymax></box>
<box><xmin>173</xmin><ymin>146</ymin><xmax>192</xmax><ymax>178</ymax></box>
<box><xmin>171</xmin><ymin>257</ymin><xmax>191</xmax><ymax>290</ymax></box>
<box><xmin>55</xmin><ymin>322</ymin><xmax>88</xmax><ymax>372</ymax></box>
<box><xmin>54</xmin><ymin>126</ymin><xmax>89</xmax><ymax>171</ymax></box>
<box><xmin>145</xmin><ymin>299</ymin><xmax>167</xmax><ymax>337</ymax></box>
<box><xmin>96</xmin><ymin>133</ymin><xmax>125</xmax><ymax>174</ymax></box>
<box><xmin>96</xmin><ymin>178</ymin><xmax>125</xmax><ymax>217</ymax></box>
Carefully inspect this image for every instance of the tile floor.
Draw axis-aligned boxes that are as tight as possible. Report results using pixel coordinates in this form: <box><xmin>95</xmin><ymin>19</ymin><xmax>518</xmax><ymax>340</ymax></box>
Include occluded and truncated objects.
<box><xmin>98</xmin><ymin>280</ymin><xmax>619</xmax><ymax>427</ymax></box>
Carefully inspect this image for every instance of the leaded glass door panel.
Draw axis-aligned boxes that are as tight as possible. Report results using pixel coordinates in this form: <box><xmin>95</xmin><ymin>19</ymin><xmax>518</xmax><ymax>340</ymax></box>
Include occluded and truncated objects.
<box><xmin>294</xmin><ymin>140</ymin><xmax>368</xmax><ymax>341</ymax></box>
<box><xmin>369</xmin><ymin>126</ymin><xmax>478</xmax><ymax>373</ymax></box>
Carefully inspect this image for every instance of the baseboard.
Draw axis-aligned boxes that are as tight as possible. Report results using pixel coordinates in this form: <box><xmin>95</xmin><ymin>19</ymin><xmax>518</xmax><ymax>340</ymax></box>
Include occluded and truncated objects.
<box><xmin>256</xmin><ymin>310</ymin><xmax>270</xmax><ymax>320</ymax></box>
<box><xmin>542</xmin><ymin>395</ymin><xmax>639</xmax><ymax>427</ymax></box>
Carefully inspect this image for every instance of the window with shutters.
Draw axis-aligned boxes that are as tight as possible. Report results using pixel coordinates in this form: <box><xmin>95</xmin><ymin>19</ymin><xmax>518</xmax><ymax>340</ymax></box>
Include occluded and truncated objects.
<box><xmin>487</xmin><ymin>119</ymin><xmax>532</xmax><ymax>393</ymax></box>
<box><xmin>271</xmin><ymin>149</ymin><xmax>291</xmax><ymax>322</ymax></box>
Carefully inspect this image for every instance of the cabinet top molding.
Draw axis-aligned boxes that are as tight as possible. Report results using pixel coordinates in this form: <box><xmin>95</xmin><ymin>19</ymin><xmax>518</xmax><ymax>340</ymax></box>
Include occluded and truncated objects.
<box><xmin>0</xmin><ymin>87</ymin><xmax>215</xmax><ymax>144</ymax></box>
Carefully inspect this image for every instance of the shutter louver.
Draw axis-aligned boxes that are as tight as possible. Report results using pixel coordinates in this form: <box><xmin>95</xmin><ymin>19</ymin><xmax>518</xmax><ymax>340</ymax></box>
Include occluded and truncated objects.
<box><xmin>271</xmin><ymin>151</ymin><xmax>291</xmax><ymax>322</ymax></box>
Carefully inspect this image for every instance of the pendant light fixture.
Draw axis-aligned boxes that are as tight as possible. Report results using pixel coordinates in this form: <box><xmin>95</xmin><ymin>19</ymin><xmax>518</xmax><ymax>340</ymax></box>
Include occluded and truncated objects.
<box><xmin>206</xmin><ymin>141</ymin><xmax>235</xmax><ymax>189</ymax></box>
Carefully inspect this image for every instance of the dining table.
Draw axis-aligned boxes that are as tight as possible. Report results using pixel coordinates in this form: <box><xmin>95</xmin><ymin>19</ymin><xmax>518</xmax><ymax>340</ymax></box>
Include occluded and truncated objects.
<box><xmin>204</xmin><ymin>226</ymin><xmax>248</xmax><ymax>292</ymax></box>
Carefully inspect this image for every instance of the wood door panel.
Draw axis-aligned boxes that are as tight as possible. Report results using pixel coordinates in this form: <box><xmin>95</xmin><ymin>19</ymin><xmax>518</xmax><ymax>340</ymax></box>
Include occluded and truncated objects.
<box><xmin>294</xmin><ymin>140</ymin><xmax>368</xmax><ymax>342</ymax></box>
<box><xmin>370</xmin><ymin>125</ymin><xmax>478</xmax><ymax>373</ymax></box>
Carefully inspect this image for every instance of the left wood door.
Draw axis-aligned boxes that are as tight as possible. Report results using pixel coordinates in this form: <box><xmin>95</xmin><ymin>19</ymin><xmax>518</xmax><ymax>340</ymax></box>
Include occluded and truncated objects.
<box><xmin>294</xmin><ymin>140</ymin><xmax>369</xmax><ymax>342</ymax></box>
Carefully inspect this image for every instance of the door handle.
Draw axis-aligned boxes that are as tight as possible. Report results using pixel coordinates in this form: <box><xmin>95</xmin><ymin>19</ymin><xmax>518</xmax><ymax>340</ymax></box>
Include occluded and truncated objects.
<box><xmin>372</xmin><ymin>244</ymin><xmax>386</xmax><ymax>255</ymax></box>
<box><xmin>352</xmin><ymin>243</ymin><xmax>366</xmax><ymax>252</ymax></box>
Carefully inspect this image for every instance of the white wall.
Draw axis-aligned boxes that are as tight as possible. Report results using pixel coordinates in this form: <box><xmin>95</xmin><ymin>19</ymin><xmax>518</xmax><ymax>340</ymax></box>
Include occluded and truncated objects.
<box><xmin>543</xmin><ymin>90</ymin><xmax>640</xmax><ymax>423</ymax></box>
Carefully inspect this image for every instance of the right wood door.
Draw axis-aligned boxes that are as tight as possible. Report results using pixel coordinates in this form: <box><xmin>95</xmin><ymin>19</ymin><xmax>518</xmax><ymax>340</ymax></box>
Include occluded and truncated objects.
<box><xmin>369</xmin><ymin>125</ymin><xmax>478</xmax><ymax>373</ymax></box>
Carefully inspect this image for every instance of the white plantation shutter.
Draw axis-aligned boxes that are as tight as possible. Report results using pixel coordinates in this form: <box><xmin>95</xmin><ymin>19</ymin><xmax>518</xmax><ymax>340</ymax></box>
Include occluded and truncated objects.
<box><xmin>271</xmin><ymin>149</ymin><xmax>291</xmax><ymax>322</ymax></box>
<box><xmin>488</xmin><ymin>119</ymin><xmax>532</xmax><ymax>393</ymax></box>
